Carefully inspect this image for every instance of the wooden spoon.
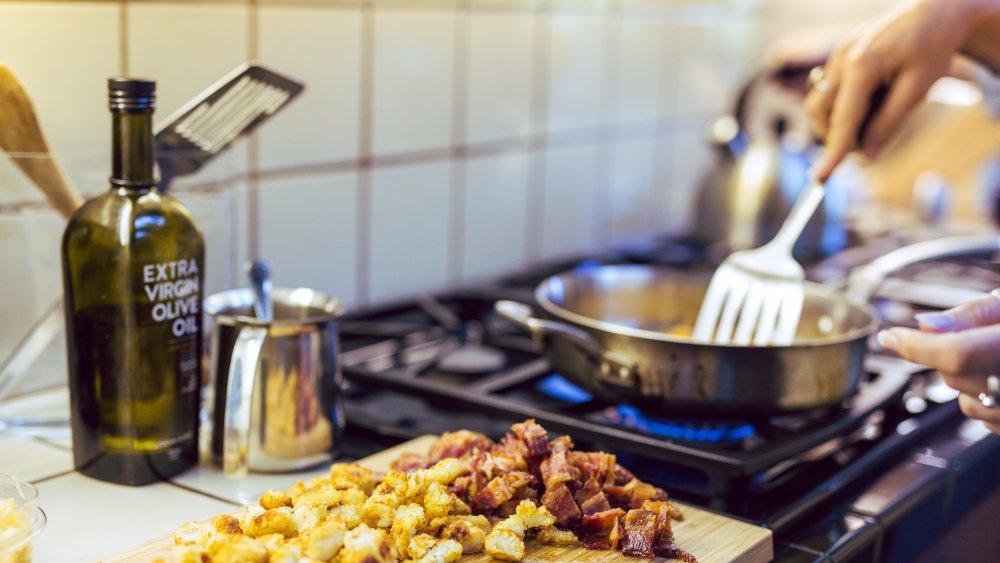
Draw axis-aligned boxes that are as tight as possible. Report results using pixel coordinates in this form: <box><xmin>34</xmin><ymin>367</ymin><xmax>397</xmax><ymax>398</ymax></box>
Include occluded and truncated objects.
<box><xmin>0</xmin><ymin>64</ymin><xmax>84</xmax><ymax>218</ymax></box>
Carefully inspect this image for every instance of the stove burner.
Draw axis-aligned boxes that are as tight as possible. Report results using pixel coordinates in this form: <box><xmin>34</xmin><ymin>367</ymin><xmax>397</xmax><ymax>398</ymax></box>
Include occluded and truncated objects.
<box><xmin>605</xmin><ymin>404</ymin><xmax>757</xmax><ymax>444</ymax></box>
<box><xmin>536</xmin><ymin>374</ymin><xmax>593</xmax><ymax>403</ymax></box>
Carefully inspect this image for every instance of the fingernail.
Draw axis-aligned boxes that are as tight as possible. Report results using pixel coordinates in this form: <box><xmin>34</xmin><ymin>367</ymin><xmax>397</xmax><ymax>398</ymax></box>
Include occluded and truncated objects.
<box><xmin>991</xmin><ymin>289</ymin><xmax>1000</xmax><ymax>300</ymax></box>
<box><xmin>914</xmin><ymin>312</ymin><xmax>954</xmax><ymax>332</ymax></box>
<box><xmin>876</xmin><ymin>330</ymin><xmax>898</xmax><ymax>351</ymax></box>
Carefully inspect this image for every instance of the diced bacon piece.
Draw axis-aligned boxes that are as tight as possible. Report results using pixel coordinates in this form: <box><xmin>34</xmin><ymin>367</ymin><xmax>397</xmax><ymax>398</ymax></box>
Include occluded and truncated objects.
<box><xmin>581</xmin><ymin>509</ymin><xmax>624</xmax><ymax>535</ymax></box>
<box><xmin>511</xmin><ymin>419</ymin><xmax>549</xmax><ymax>467</ymax></box>
<box><xmin>472</xmin><ymin>472</ymin><xmax>534</xmax><ymax>512</ymax></box>
<box><xmin>391</xmin><ymin>452</ymin><xmax>430</xmax><ymax>473</ymax></box>
<box><xmin>428</xmin><ymin>430</ymin><xmax>494</xmax><ymax>464</ymax></box>
<box><xmin>620</xmin><ymin>509</ymin><xmax>657</xmax><ymax>558</ymax></box>
<box><xmin>540</xmin><ymin>483</ymin><xmax>580</xmax><ymax>525</ymax></box>
<box><xmin>569</xmin><ymin>451</ymin><xmax>617</xmax><ymax>486</ymax></box>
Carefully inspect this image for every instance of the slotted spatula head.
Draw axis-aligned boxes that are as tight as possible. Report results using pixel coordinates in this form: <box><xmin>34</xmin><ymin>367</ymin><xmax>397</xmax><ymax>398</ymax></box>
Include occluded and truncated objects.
<box><xmin>692</xmin><ymin>179</ymin><xmax>825</xmax><ymax>346</ymax></box>
<box><xmin>154</xmin><ymin>62</ymin><xmax>304</xmax><ymax>191</ymax></box>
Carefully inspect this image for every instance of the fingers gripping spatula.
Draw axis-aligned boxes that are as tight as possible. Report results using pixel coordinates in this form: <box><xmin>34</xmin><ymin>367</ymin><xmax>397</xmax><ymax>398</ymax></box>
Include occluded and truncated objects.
<box><xmin>154</xmin><ymin>62</ymin><xmax>304</xmax><ymax>191</ymax></box>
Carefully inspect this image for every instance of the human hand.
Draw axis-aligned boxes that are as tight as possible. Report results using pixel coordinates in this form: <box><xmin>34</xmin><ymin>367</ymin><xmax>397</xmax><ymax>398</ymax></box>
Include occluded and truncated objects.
<box><xmin>806</xmin><ymin>0</ymin><xmax>975</xmax><ymax>181</ymax></box>
<box><xmin>876</xmin><ymin>291</ymin><xmax>1000</xmax><ymax>435</ymax></box>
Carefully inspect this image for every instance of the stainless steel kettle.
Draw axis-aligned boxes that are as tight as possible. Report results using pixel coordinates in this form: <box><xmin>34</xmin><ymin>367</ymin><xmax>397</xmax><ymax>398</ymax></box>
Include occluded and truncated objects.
<box><xmin>694</xmin><ymin>68</ymin><xmax>849</xmax><ymax>262</ymax></box>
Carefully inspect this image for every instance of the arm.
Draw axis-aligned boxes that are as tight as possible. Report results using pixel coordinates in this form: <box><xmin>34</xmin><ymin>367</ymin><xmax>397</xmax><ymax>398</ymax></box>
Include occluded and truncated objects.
<box><xmin>807</xmin><ymin>0</ymin><xmax>1000</xmax><ymax>181</ymax></box>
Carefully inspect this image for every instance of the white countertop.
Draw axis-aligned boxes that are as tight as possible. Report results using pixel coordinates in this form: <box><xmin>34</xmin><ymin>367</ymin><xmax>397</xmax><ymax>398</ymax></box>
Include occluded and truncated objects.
<box><xmin>0</xmin><ymin>386</ymin><xmax>334</xmax><ymax>562</ymax></box>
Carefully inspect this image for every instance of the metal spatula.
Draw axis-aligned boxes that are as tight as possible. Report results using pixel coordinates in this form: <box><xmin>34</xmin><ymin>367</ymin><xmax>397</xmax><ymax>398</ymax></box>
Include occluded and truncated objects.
<box><xmin>692</xmin><ymin>179</ymin><xmax>825</xmax><ymax>346</ymax></box>
<box><xmin>155</xmin><ymin>62</ymin><xmax>304</xmax><ymax>191</ymax></box>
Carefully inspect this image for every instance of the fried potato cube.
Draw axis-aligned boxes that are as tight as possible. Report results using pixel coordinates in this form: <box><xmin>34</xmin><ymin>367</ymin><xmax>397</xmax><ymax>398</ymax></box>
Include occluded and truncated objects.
<box><xmin>170</xmin><ymin>544</ymin><xmax>205</xmax><ymax>563</ymax></box>
<box><xmin>292</xmin><ymin>504</ymin><xmax>329</xmax><ymax>532</ymax></box>
<box><xmin>413</xmin><ymin>538</ymin><xmax>462</xmax><ymax>563</ymax></box>
<box><xmin>254</xmin><ymin>532</ymin><xmax>287</xmax><ymax>552</ymax></box>
<box><xmin>452</xmin><ymin>497</ymin><xmax>472</xmax><ymax>516</ymax></box>
<box><xmin>407</xmin><ymin>533</ymin><xmax>439</xmax><ymax>559</ymax></box>
<box><xmin>211</xmin><ymin>514</ymin><xmax>242</xmax><ymax>535</ymax></box>
<box><xmin>515</xmin><ymin>500</ymin><xmax>556</xmax><ymax>529</ymax></box>
<box><xmin>446</xmin><ymin>514</ymin><xmax>490</xmax><ymax>530</ymax></box>
<box><xmin>236</xmin><ymin>504</ymin><xmax>266</xmax><ymax>532</ymax></box>
<box><xmin>441</xmin><ymin>519</ymin><xmax>486</xmax><ymax>554</ymax></box>
<box><xmin>406</xmin><ymin>459</ymin><xmax>463</xmax><ymax>499</ymax></box>
<box><xmin>391</xmin><ymin>504</ymin><xmax>427</xmax><ymax>554</ymax></box>
<box><xmin>484</xmin><ymin>528</ymin><xmax>524</xmax><ymax>561</ymax></box>
<box><xmin>536</xmin><ymin>525</ymin><xmax>579</xmax><ymax>546</ymax></box>
<box><xmin>204</xmin><ymin>533</ymin><xmax>268</xmax><ymax>563</ymax></box>
<box><xmin>300</xmin><ymin>515</ymin><xmax>348</xmax><ymax>561</ymax></box>
<box><xmin>173</xmin><ymin>520</ymin><xmax>214</xmax><ymax>546</ymax></box>
<box><xmin>340</xmin><ymin>524</ymin><xmax>397</xmax><ymax>563</ymax></box>
<box><xmin>244</xmin><ymin>506</ymin><xmax>297</xmax><ymax>538</ymax></box>
<box><xmin>362</xmin><ymin>494</ymin><xmax>399</xmax><ymax>529</ymax></box>
<box><xmin>330</xmin><ymin>503</ymin><xmax>363</xmax><ymax>529</ymax></box>
<box><xmin>267</xmin><ymin>541</ymin><xmax>306</xmax><ymax>563</ymax></box>
<box><xmin>493</xmin><ymin>515</ymin><xmax>526</xmax><ymax>538</ymax></box>
<box><xmin>260</xmin><ymin>488</ymin><xmax>293</xmax><ymax>509</ymax></box>
<box><xmin>330</xmin><ymin>463</ymin><xmax>379</xmax><ymax>494</ymax></box>
<box><xmin>423</xmin><ymin>482</ymin><xmax>455</xmax><ymax>520</ymax></box>
<box><xmin>296</xmin><ymin>486</ymin><xmax>367</xmax><ymax>509</ymax></box>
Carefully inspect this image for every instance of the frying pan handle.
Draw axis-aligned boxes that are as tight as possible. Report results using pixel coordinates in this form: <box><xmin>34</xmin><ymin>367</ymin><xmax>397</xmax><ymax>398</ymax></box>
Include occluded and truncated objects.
<box><xmin>495</xmin><ymin>300</ymin><xmax>638</xmax><ymax>388</ymax></box>
<box><xmin>845</xmin><ymin>234</ymin><xmax>1000</xmax><ymax>302</ymax></box>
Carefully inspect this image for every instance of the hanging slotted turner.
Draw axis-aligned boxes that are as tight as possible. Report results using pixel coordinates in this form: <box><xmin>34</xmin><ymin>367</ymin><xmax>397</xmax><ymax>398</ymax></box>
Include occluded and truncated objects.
<box><xmin>155</xmin><ymin>62</ymin><xmax>304</xmax><ymax>191</ymax></box>
<box><xmin>692</xmin><ymin>178</ymin><xmax>825</xmax><ymax>346</ymax></box>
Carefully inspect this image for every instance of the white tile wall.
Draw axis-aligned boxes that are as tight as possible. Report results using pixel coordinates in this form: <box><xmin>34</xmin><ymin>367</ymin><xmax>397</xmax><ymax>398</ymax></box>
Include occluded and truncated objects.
<box><xmin>369</xmin><ymin>161</ymin><xmax>451</xmax><ymax>302</ymax></box>
<box><xmin>257</xmin><ymin>5</ymin><xmax>362</xmax><ymax>169</ymax></box>
<box><xmin>545</xmin><ymin>13</ymin><xmax>610</xmax><ymax>132</ymax></box>
<box><xmin>0</xmin><ymin>0</ymin><xmax>882</xmax><ymax>381</ymax></box>
<box><xmin>258</xmin><ymin>171</ymin><xmax>359</xmax><ymax>307</ymax></box>
<box><xmin>461</xmin><ymin>151</ymin><xmax>531</xmax><ymax>282</ymax></box>
<box><xmin>372</xmin><ymin>9</ymin><xmax>456</xmax><ymax>155</ymax></box>
<box><xmin>126</xmin><ymin>3</ymin><xmax>251</xmax><ymax>122</ymax></box>
<box><xmin>606</xmin><ymin>138</ymin><xmax>658</xmax><ymax>245</ymax></box>
<box><xmin>466</xmin><ymin>11</ymin><xmax>536</xmax><ymax>144</ymax></box>
<box><xmin>650</xmin><ymin>133</ymin><xmax>713</xmax><ymax>235</ymax></box>
<box><xmin>614</xmin><ymin>18</ymin><xmax>666</xmax><ymax>123</ymax></box>
<box><xmin>539</xmin><ymin>144</ymin><xmax>600</xmax><ymax>260</ymax></box>
<box><xmin>0</xmin><ymin>2</ymin><xmax>119</xmax><ymax>202</ymax></box>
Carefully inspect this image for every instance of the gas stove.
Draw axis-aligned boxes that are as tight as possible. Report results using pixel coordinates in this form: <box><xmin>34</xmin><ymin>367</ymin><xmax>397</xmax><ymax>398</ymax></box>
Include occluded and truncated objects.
<box><xmin>334</xmin><ymin>234</ymin><xmax>1000</xmax><ymax>562</ymax></box>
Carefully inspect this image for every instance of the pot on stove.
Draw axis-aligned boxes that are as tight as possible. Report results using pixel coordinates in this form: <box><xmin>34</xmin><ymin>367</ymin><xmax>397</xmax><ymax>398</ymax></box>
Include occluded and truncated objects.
<box><xmin>496</xmin><ymin>235</ymin><xmax>1000</xmax><ymax>415</ymax></box>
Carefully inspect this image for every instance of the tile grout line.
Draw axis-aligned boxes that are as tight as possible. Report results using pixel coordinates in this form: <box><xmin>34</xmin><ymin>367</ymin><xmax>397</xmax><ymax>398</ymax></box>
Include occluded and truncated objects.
<box><xmin>355</xmin><ymin>0</ymin><xmax>375</xmax><ymax>306</ymax></box>
<box><xmin>247</xmin><ymin>0</ymin><xmax>262</xmax><ymax>261</ymax></box>
<box><xmin>166</xmin><ymin>479</ymin><xmax>242</xmax><ymax>506</ymax></box>
<box><xmin>447</xmin><ymin>0</ymin><xmax>471</xmax><ymax>288</ymax></box>
<box><xmin>119</xmin><ymin>0</ymin><xmax>129</xmax><ymax>75</ymax></box>
<box><xmin>524</xmin><ymin>1</ymin><xmax>550</xmax><ymax>266</ymax></box>
<box><xmin>595</xmin><ymin>0</ymin><xmax>623</xmax><ymax>251</ymax></box>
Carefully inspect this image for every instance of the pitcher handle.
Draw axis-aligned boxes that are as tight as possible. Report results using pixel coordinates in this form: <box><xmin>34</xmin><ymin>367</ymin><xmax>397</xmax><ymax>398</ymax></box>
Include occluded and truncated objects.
<box><xmin>222</xmin><ymin>325</ymin><xmax>268</xmax><ymax>477</ymax></box>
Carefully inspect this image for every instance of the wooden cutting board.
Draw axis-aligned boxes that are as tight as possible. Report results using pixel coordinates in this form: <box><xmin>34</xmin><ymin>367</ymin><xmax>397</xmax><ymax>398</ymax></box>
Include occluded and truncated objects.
<box><xmin>105</xmin><ymin>436</ymin><xmax>772</xmax><ymax>563</ymax></box>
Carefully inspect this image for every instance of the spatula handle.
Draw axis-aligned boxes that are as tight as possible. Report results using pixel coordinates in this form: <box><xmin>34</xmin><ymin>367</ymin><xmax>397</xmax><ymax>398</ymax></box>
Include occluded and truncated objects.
<box><xmin>0</xmin><ymin>65</ymin><xmax>84</xmax><ymax>218</ymax></box>
<box><xmin>769</xmin><ymin>179</ymin><xmax>825</xmax><ymax>254</ymax></box>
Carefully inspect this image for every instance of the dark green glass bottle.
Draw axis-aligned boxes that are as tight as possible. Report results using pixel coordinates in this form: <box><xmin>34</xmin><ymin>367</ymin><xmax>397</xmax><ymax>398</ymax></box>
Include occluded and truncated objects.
<box><xmin>61</xmin><ymin>78</ymin><xmax>204</xmax><ymax>485</ymax></box>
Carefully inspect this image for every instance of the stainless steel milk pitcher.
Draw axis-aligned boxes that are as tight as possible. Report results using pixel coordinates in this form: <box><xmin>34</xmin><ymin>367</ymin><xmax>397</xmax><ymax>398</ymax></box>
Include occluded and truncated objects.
<box><xmin>204</xmin><ymin>287</ymin><xmax>345</xmax><ymax>477</ymax></box>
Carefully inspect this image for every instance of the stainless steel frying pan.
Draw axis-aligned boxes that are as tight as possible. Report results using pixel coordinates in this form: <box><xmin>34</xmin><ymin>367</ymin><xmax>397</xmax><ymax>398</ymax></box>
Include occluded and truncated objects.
<box><xmin>495</xmin><ymin>235</ymin><xmax>1000</xmax><ymax>414</ymax></box>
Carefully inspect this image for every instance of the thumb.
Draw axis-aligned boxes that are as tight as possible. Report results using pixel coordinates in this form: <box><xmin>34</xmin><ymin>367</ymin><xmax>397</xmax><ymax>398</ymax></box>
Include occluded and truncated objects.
<box><xmin>913</xmin><ymin>291</ymin><xmax>1000</xmax><ymax>333</ymax></box>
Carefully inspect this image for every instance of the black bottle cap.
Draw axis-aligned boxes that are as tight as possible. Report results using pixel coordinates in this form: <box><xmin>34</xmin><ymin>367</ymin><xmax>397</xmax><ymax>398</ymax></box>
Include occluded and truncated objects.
<box><xmin>108</xmin><ymin>77</ymin><xmax>156</xmax><ymax>111</ymax></box>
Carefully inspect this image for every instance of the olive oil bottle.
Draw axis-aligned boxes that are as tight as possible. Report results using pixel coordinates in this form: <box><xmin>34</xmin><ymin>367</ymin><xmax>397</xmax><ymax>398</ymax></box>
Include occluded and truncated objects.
<box><xmin>62</xmin><ymin>78</ymin><xmax>204</xmax><ymax>485</ymax></box>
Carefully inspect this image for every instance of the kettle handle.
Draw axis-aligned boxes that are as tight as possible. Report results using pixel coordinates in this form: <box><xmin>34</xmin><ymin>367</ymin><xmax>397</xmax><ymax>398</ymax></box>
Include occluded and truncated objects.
<box><xmin>222</xmin><ymin>325</ymin><xmax>267</xmax><ymax>478</ymax></box>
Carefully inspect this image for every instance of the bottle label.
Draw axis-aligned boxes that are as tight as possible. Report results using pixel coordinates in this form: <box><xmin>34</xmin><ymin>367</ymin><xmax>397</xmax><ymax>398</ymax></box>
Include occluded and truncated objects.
<box><xmin>142</xmin><ymin>259</ymin><xmax>201</xmax><ymax>338</ymax></box>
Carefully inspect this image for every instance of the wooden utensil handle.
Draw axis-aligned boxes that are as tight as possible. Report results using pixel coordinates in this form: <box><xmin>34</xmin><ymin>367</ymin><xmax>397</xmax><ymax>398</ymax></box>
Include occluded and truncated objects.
<box><xmin>0</xmin><ymin>65</ymin><xmax>84</xmax><ymax>219</ymax></box>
